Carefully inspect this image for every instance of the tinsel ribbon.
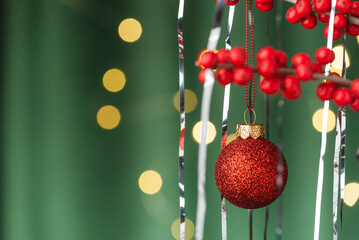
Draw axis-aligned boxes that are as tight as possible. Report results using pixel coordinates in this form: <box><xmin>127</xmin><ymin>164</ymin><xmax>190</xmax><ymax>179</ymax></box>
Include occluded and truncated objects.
<box><xmin>220</xmin><ymin>5</ymin><xmax>236</xmax><ymax>240</ymax></box>
<box><xmin>333</xmin><ymin>107</ymin><xmax>346</xmax><ymax>240</ymax></box>
<box><xmin>274</xmin><ymin>1</ymin><xmax>284</xmax><ymax>240</ymax></box>
<box><xmin>314</xmin><ymin>0</ymin><xmax>336</xmax><ymax>240</ymax></box>
<box><xmin>177</xmin><ymin>0</ymin><xmax>186</xmax><ymax>239</ymax></box>
<box><xmin>195</xmin><ymin>1</ymin><xmax>225</xmax><ymax>239</ymax></box>
<box><xmin>333</xmin><ymin>31</ymin><xmax>348</xmax><ymax>240</ymax></box>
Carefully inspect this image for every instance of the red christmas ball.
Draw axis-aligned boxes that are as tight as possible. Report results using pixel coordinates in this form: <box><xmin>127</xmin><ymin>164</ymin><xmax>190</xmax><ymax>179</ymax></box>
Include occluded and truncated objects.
<box><xmin>215</xmin><ymin>129</ymin><xmax>288</xmax><ymax>209</ymax></box>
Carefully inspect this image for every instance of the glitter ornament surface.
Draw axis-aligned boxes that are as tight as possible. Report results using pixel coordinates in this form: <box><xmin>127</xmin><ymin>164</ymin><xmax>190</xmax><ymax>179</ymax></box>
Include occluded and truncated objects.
<box><xmin>215</xmin><ymin>136</ymin><xmax>288</xmax><ymax>209</ymax></box>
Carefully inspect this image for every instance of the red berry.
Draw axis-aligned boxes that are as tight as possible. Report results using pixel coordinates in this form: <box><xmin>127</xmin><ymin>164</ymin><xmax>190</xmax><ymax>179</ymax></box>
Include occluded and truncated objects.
<box><xmin>198</xmin><ymin>69</ymin><xmax>207</xmax><ymax>84</ymax></box>
<box><xmin>275</xmin><ymin>50</ymin><xmax>288</xmax><ymax>67</ymax></box>
<box><xmin>314</xmin><ymin>0</ymin><xmax>331</xmax><ymax>13</ymax></box>
<box><xmin>295</xmin><ymin>0</ymin><xmax>313</xmax><ymax>18</ymax></box>
<box><xmin>217</xmin><ymin>49</ymin><xmax>230</xmax><ymax>64</ymax></box>
<box><xmin>286</xmin><ymin>7</ymin><xmax>302</xmax><ymax>24</ymax></box>
<box><xmin>216</xmin><ymin>68</ymin><xmax>233</xmax><ymax>86</ymax></box>
<box><xmin>350</xmin><ymin>79</ymin><xmax>359</xmax><ymax>98</ymax></box>
<box><xmin>233</xmin><ymin>66</ymin><xmax>253</xmax><ymax>86</ymax></box>
<box><xmin>347</xmin><ymin>23</ymin><xmax>359</xmax><ymax>36</ymax></box>
<box><xmin>256</xmin><ymin>1</ymin><xmax>274</xmax><ymax>12</ymax></box>
<box><xmin>282</xmin><ymin>76</ymin><xmax>301</xmax><ymax>95</ymax></box>
<box><xmin>256</xmin><ymin>0</ymin><xmax>273</xmax><ymax>3</ymax></box>
<box><xmin>334</xmin><ymin>13</ymin><xmax>347</xmax><ymax>29</ymax></box>
<box><xmin>295</xmin><ymin>64</ymin><xmax>313</xmax><ymax>81</ymax></box>
<box><xmin>318</xmin><ymin>13</ymin><xmax>330</xmax><ymax>23</ymax></box>
<box><xmin>316</xmin><ymin>82</ymin><xmax>336</xmax><ymax>101</ymax></box>
<box><xmin>349</xmin><ymin>1</ymin><xmax>359</xmax><ymax>16</ymax></box>
<box><xmin>291</xmin><ymin>53</ymin><xmax>311</xmax><ymax>67</ymax></box>
<box><xmin>336</xmin><ymin>0</ymin><xmax>353</xmax><ymax>13</ymax></box>
<box><xmin>257</xmin><ymin>59</ymin><xmax>277</xmax><ymax>77</ymax></box>
<box><xmin>225</xmin><ymin>0</ymin><xmax>239</xmax><ymax>6</ymax></box>
<box><xmin>282</xmin><ymin>79</ymin><xmax>302</xmax><ymax>100</ymax></box>
<box><xmin>350</xmin><ymin>97</ymin><xmax>359</xmax><ymax>111</ymax></box>
<box><xmin>312</xmin><ymin>62</ymin><xmax>324</xmax><ymax>73</ymax></box>
<box><xmin>333</xmin><ymin>88</ymin><xmax>352</xmax><ymax>106</ymax></box>
<box><xmin>301</xmin><ymin>13</ymin><xmax>318</xmax><ymax>29</ymax></box>
<box><xmin>260</xmin><ymin>77</ymin><xmax>281</xmax><ymax>95</ymax></box>
<box><xmin>229</xmin><ymin>47</ymin><xmax>246</xmax><ymax>67</ymax></box>
<box><xmin>257</xmin><ymin>46</ymin><xmax>276</xmax><ymax>62</ymax></box>
<box><xmin>315</xmin><ymin>47</ymin><xmax>335</xmax><ymax>64</ymax></box>
<box><xmin>324</xmin><ymin>25</ymin><xmax>342</xmax><ymax>41</ymax></box>
<box><xmin>199</xmin><ymin>51</ymin><xmax>217</xmax><ymax>68</ymax></box>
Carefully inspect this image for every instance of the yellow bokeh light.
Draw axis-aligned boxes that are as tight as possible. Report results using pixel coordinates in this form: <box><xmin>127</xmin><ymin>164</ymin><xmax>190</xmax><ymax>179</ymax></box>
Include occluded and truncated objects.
<box><xmin>96</xmin><ymin>105</ymin><xmax>121</xmax><ymax>130</ymax></box>
<box><xmin>226</xmin><ymin>133</ymin><xmax>237</xmax><ymax>145</ymax></box>
<box><xmin>118</xmin><ymin>18</ymin><xmax>142</xmax><ymax>42</ymax></box>
<box><xmin>192</xmin><ymin>121</ymin><xmax>217</xmax><ymax>144</ymax></box>
<box><xmin>344</xmin><ymin>182</ymin><xmax>359</xmax><ymax>207</ymax></box>
<box><xmin>312</xmin><ymin>108</ymin><xmax>336</xmax><ymax>133</ymax></box>
<box><xmin>173</xmin><ymin>89</ymin><xmax>198</xmax><ymax>113</ymax></box>
<box><xmin>138</xmin><ymin>170</ymin><xmax>162</xmax><ymax>195</ymax></box>
<box><xmin>329</xmin><ymin>66</ymin><xmax>342</xmax><ymax>76</ymax></box>
<box><xmin>357</xmin><ymin>36</ymin><xmax>359</xmax><ymax>44</ymax></box>
<box><xmin>331</xmin><ymin>45</ymin><xmax>350</xmax><ymax>70</ymax></box>
<box><xmin>103</xmin><ymin>69</ymin><xmax>126</xmax><ymax>92</ymax></box>
<box><xmin>171</xmin><ymin>218</ymin><xmax>195</xmax><ymax>240</ymax></box>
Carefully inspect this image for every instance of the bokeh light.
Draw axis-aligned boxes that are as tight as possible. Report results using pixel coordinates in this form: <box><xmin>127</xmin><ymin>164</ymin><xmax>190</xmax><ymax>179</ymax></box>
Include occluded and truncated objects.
<box><xmin>96</xmin><ymin>105</ymin><xmax>121</xmax><ymax>130</ymax></box>
<box><xmin>312</xmin><ymin>108</ymin><xmax>336</xmax><ymax>133</ymax></box>
<box><xmin>138</xmin><ymin>170</ymin><xmax>162</xmax><ymax>195</ymax></box>
<box><xmin>118</xmin><ymin>18</ymin><xmax>142</xmax><ymax>42</ymax></box>
<box><xmin>103</xmin><ymin>69</ymin><xmax>126</xmax><ymax>92</ymax></box>
<box><xmin>171</xmin><ymin>218</ymin><xmax>195</xmax><ymax>240</ymax></box>
<box><xmin>344</xmin><ymin>182</ymin><xmax>359</xmax><ymax>207</ymax></box>
<box><xmin>226</xmin><ymin>133</ymin><xmax>237</xmax><ymax>145</ymax></box>
<box><xmin>192</xmin><ymin>121</ymin><xmax>216</xmax><ymax>144</ymax></box>
<box><xmin>331</xmin><ymin>45</ymin><xmax>350</xmax><ymax>70</ymax></box>
<box><xmin>173</xmin><ymin>89</ymin><xmax>198</xmax><ymax>113</ymax></box>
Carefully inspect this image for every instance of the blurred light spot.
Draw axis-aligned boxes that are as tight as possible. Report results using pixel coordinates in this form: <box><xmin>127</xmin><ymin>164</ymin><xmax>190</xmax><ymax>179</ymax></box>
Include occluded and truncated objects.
<box><xmin>192</xmin><ymin>121</ymin><xmax>216</xmax><ymax>144</ymax></box>
<box><xmin>260</xmin><ymin>75</ymin><xmax>264</xmax><ymax>83</ymax></box>
<box><xmin>226</xmin><ymin>133</ymin><xmax>237</xmax><ymax>145</ymax></box>
<box><xmin>171</xmin><ymin>218</ymin><xmax>195</xmax><ymax>240</ymax></box>
<box><xmin>329</xmin><ymin>66</ymin><xmax>342</xmax><ymax>76</ymax></box>
<box><xmin>357</xmin><ymin>36</ymin><xmax>359</xmax><ymax>45</ymax></box>
<box><xmin>118</xmin><ymin>18</ymin><xmax>142</xmax><ymax>42</ymax></box>
<box><xmin>312</xmin><ymin>108</ymin><xmax>336</xmax><ymax>133</ymax></box>
<box><xmin>331</xmin><ymin>45</ymin><xmax>350</xmax><ymax>70</ymax></box>
<box><xmin>344</xmin><ymin>182</ymin><xmax>359</xmax><ymax>207</ymax></box>
<box><xmin>103</xmin><ymin>69</ymin><xmax>126</xmax><ymax>92</ymax></box>
<box><xmin>97</xmin><ymin>105</ymin><xmax>121</xmax><ymax>130</ymax></box>
<box><xmin>173</xmin><ymin>89</ymin><xmax>198</xmax><ymax>113</ymax></box>
<box><xmin>138</xmin><ymin>170</ymin><xmax>162</xmax><ymax>195</ymax></box>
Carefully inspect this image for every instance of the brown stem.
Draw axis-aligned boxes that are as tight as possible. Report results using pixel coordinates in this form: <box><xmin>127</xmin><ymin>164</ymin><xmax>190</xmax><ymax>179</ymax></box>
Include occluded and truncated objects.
<box><xmin>195</xmin><ymin>62</ymin><xmax>353</xmax><ymax>87</ymax></box>
<box><xmin>277</xmin><ymin>68</ymin><xmax>352</xmax><ymax>87</ymax></box>
<box><xmin>283</xmin><ymin>0</ymin><xmax>359</xmax><ymax>25</ymax></box>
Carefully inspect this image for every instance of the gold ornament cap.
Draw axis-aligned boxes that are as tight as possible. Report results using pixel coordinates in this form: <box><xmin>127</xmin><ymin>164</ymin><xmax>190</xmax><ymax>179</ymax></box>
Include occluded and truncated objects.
<box><xmin>236</xmin><ymin>108</ymin><xmax>265</xmax><ymax>139</ymax></box>
<box><xmin>236</xmin><ymin>124</ymin><xmax>265</xmax><ymax>139</ymax></box>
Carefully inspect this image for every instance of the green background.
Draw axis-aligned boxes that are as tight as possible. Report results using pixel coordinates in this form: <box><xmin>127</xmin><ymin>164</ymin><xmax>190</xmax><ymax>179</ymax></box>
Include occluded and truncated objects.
<box><xmin>1</xmin><ymin>0</ymin><xmax>359</xmax><ymax>239</ymax></box>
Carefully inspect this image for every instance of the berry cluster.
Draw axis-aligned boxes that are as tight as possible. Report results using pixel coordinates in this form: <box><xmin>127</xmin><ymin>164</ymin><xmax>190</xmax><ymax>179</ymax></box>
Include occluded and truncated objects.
<box><xmin>257</xmin><ymin>46</ymin><xmax>334</xmax><ymax>99</ymax></box>
<box><xmin>196</xmin><ymin>46</ymin><xmax>359</xmax><ymax>111</ymax></box>
<box><xmin>197</xmin><ymin>47</ymin><xmax>254</xmax><ymax>86</ymax></box>
<box><xmin>286</xmin><ymin>0</ymin><xmax>359</xmax><ymax>39</ymax></box>
<box><xmin>317</xmin><ymin>78</ymin><xmax>359</xmax><ymax>110</ymax></box>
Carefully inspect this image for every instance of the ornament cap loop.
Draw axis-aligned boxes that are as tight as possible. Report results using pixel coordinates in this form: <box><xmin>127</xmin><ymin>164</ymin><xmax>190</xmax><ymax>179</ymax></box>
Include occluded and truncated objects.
<box><xmin>244</xmin><ymin>108</ymin><xmax>256</xmax><ymax>124</ymax></box>
<box><xmin>236</xmin><ymin>123</ymin><xmax>265</xmax><ymax>139</ymax></box>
